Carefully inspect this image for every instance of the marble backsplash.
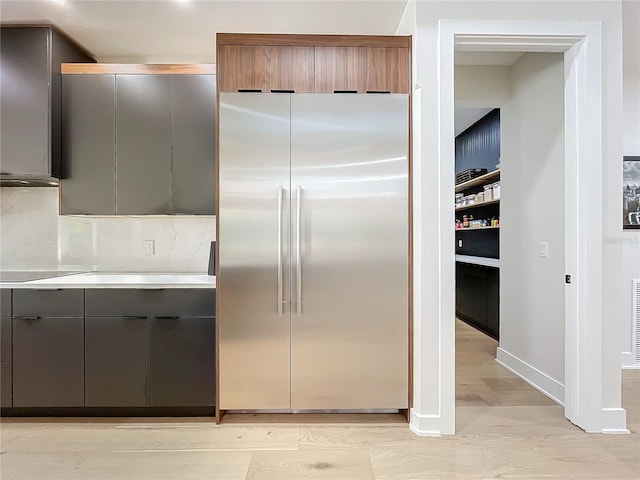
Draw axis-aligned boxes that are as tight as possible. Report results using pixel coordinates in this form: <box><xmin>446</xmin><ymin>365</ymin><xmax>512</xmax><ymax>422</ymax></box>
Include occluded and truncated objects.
<box><xmin>0</xmin><ymin>187</ymin><xmax>216</xmax><ymax>272</ymax></box>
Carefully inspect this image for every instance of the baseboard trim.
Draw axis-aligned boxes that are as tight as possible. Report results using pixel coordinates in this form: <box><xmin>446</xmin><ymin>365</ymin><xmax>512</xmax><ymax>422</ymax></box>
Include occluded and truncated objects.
<box><xmin>409</xmin><ymin>410</ymin><xmax>443</xmax><ymax>436</ymax></box>
<box><xmin>621</xmin><ymin>352</ymin><xmax>639</xmax><ymax>369</ymax></box>
<box><xmin>496</xmin><ymin>347</ymin><xmax>565</xmax><ymax>405</ymax></box>
<box><xmin>602</xmin><ymin>408</ymin><xmax>630</xmax><ymax>434</ymax></box>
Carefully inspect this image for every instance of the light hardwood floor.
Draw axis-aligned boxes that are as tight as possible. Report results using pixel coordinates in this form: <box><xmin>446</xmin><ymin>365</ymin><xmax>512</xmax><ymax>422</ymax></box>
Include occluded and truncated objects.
<box><xmin>1</xmin><ymin>319</ymin><xmax>638</xmax><ymax>480</ymax></box>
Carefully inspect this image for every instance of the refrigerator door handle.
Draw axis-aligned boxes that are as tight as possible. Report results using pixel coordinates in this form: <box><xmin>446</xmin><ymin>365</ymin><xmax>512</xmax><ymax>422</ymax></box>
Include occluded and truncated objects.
<box><xmin>277</xmin><ymin>185</ymin><xmax>284</xmax><ymax>317</ymax></box>
<box><xmin>296</xmin><ymin>185</ymin><xmax>302</xmax><ymax>317</ymax></box>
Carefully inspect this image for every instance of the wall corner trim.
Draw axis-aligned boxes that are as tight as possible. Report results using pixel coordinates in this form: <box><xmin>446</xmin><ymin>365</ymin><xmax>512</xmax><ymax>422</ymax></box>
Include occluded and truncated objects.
<box><xmin>409</xmin><ymin>410</ymin><xmax>445</xmax><ymax>436</ymax></box>
<box><xmin>496</xmin><ymin>347</ymin><xmax>565</xmax><ymax>405</ymax></box>
<box><xmin>602</xmin><ymin>408</ymin><xmax>630</xmax><ymax>434</ymax></box>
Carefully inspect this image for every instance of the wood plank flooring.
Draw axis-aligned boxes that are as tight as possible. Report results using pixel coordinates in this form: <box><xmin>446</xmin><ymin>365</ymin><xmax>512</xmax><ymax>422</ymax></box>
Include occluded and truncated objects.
<box><xmin>1</xmin><ymin>319</ymin><xmax>638</xmax><ymax>479</ymax></box>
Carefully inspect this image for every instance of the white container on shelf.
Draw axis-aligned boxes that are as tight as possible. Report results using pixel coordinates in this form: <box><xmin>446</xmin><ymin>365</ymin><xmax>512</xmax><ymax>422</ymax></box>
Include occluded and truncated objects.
<box><xmin>492</xmin><ymin>181</ymin><xmax>501</xmax><ymax>199</ymax></box>
<box><xmin>483</xmin><ymin>184</ymin><xmax>493</xmax><ymax>201</ymax></box>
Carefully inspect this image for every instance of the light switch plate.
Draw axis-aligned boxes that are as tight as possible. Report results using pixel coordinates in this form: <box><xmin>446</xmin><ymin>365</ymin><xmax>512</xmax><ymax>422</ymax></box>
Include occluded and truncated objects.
<box><xmin>539</xmin><ymin>242</ymin><xmax>549</xmax><ymax>258</ymax></box>
<box><xmin>145</xmin><ymin>239</ymin><xmax>155</xmax><ymax>256</ymax></box>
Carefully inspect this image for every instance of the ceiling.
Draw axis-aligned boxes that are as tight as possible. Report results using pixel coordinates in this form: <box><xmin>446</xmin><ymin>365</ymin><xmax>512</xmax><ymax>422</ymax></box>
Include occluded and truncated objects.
<box><xmin>0</xmin><ymin>0</ymin><xmax>409</xmax><ymax>63</ymax></box>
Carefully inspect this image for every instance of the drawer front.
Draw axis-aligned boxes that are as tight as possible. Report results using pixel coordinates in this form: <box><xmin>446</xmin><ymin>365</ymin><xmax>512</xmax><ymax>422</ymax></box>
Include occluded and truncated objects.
<box><xmin>13</xmin><ymin>289</ymin><xmax>84</xmax><ymax>317</ymax></box>
<box><xmin>85</xmin><ymin>289</ymin><xmax>215</xmax><ymax>317</ymax></box>
<box><xmin>1</xmin><ymin>289</ymin><xmax>10</xmax><ymax>317</ymax></box>
<box><xmin>1</xmin><ymin>316</ymin><xmax>11</xmax><ymax>362</ymax></box>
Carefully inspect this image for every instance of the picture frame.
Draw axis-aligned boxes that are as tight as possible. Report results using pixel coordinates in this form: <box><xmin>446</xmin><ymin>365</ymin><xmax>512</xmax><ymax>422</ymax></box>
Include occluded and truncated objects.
<box><xmin>623</xmin><ymin>156</ymin><xmax>640</xmax><ymax>229</ymax></box>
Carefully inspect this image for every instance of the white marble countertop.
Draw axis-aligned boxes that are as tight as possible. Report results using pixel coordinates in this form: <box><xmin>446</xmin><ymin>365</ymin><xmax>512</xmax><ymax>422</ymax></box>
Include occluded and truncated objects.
<box><xmin>455</xmin><ymin>255</ymin><xmax>500</xmax><ymax>268</ymax></box>
<box><xmin>0</xmin><ymin>272</ymin><xmax>216</xmax><ymax>289</ymax></box>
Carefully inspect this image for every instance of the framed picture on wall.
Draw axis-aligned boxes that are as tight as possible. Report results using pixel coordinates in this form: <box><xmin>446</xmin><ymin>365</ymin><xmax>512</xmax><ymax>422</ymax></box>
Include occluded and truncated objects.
<box><xmin>623</xmin><ymin>156</ymin><xmax>640</xmax><ymax>229</ymax></box>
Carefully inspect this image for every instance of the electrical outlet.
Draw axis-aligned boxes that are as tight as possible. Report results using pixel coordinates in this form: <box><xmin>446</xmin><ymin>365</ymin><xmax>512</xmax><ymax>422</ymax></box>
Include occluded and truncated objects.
<box><xmin>539</xmin><ymin>242</ymin><xmax>548</xmax><ymax>258</ymax></box>
<box><xmin>458</xmin><ymin>239</ymin><xmax>463</xmax><ymax>248</ymax></box>
<box><xmin>145</xmin><ymin>240</ymin><xmax>155</xmax><ymax>256</ymax></box>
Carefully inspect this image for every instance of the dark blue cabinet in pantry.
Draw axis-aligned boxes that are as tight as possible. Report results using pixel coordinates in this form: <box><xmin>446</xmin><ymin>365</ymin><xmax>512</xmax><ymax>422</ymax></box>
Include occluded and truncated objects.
<box><xmin>455</xmin><ymin>263</ymin><xmax>500</xmax><ymax>340</ymax></box>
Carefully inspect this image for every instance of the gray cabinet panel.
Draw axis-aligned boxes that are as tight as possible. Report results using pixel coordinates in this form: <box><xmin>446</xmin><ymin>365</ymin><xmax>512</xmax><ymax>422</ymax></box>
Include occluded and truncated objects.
<box><xmin>116</xmin><ymin>75</ymin><xmax>172</xmax><ymax>214</ymax></box>
<box><xmin>13</xmin><ymin>289</ymin><xmax>84</xmax><ymax>317</ymax></box>
<box><xmin>50</xmin><ymin>29</ymin><xmax>94</xmax><ymax>178</ymax></box>
<box><xmin>1</xmin><ymin>289</ymin><xmax>10</xmax><ymax>316</ymax></box>
<box><xmin>85</xmin><ymin>289</ymin><xmax>215</xmax><ymax>318</ymax></box>
<box><xmin>0</xmin><ymin>28</ymin><xmax>50</xmax><ymax>176</ymax></box>
<box><xmin>85</xmin><ymin>316</ymin><xmax>150</xmax><ymax>407</ymax></box>
<box><xmin>1</xmin><ymin>362</ymin><xmax>11</xmax><ymax>407</ymax></box>
<box><xmin>12</xmin><ymin>317</ymin><xmax>84</xmax><ymax>407</ymax></box>
<box><xmin>151</xmin><ymin>317</ymin><xmax>215</xmax><ymax>406</ymax></box>
<box><xmin>171</xmin><ymin>75</ymin><xmax>217</xmax><ymax>214</ymax></box>
<box><xmin>61</xmin><ymin>75</ymin><xmax>116</xmax><ymax>214</ymax></box>
<box><xmin>1</xmin><ymin>316</ymin><xmax>11</xmax><ymax>362</ymax></box>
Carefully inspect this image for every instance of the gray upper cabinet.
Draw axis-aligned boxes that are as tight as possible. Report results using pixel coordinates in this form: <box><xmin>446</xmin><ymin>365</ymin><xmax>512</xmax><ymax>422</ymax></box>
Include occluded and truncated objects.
<box><xmin>61</xmin><ymin>72</ymin><xmax>216</xmax><ymax>215</ymax></box>
<box><xmin>0</xmin><ymin>26</ymin><xmax>93</xmax><ymax>184</ymax></box>
<box><xmin>171</xmin><ymin>75</ymin><xmax>217</xmax><ymax>214</ymax></box>
<box><xmin>116</xmin><ymin>75</ymin><xmax>173</xmax><ymax>215</ymax></box>
<box><xmin>61</xmin><ymin>75</ymin><xmax>116</xmax><ymax>214</ymax></box>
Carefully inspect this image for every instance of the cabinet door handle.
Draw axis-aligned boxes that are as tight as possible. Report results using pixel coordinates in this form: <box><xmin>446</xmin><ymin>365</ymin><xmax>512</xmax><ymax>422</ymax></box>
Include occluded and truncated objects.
<box><xmin>122</xmin><ymin>315</ymin><xmax>148</xmax><ymax>320</ymax></box>
<box><xmin>14</xmin><ymin>316</ymin><xmax>42</xmax><ymax>320</ymax></box>
<box><xmin>238</xmin><ymin>89</ymin><xmax>262</xmax><ymax>93</ymax></box>
<box><xmin>366</xmin><ymin>90</ymin><xmax>391</xmax><ymax>94</ymax></box>
<box><xmin>334</xmin><ymin>90</ymin><xmax>357</xmax><ymax>94</ymax></box>
<box><xmin>271</xmin><ymin>89</ymin><xmax>294</xmax><ymax>93</ymax></box>
<box><xmin>153</xmin><ymin>315</ymin><xmax>179</xmax><ymax>320</ymax></box>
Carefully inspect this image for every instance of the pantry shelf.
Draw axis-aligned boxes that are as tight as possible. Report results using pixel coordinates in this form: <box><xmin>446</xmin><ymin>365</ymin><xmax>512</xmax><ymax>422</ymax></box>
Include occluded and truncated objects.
<box><xmin>455</xmin><ymin>169</ymin><xmax>500</xmax><ymax>193</ymax></box>
<box><xmin>455</xmin><ymin>198</ymin><xmax>500</xmax><ymax>211</ymax></box>
<box><xmin>455</xmin><ymin>225</ymin><xmax>500</xmax><ymax>231</ymax></box>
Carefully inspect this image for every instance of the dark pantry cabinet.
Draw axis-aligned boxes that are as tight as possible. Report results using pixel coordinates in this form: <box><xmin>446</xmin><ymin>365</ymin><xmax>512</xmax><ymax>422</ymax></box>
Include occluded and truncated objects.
<box><xmin>60</xmin><ymin>72</ymin><xmax>216</xmax><ymax>215</ymax></box>
<box><xmin>0</xmin><ymin>26</ymin><xmax>93</xmax><ymax>184</ymax></box>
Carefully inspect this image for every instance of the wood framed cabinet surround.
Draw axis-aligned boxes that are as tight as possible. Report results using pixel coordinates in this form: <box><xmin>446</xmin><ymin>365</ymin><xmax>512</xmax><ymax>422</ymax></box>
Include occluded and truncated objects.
<box><xmin>216</xmin><ymin>34</ymin><xmax>411</xmax><ymax>94</ymax></box>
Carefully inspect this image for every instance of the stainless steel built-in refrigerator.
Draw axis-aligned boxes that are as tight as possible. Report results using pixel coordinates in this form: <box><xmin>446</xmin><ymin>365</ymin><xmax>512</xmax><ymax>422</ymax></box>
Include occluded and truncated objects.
<box><xmin>218</xmin><ymin>93</ymin><xmax>408</xmax><ymax>411</ymax></box>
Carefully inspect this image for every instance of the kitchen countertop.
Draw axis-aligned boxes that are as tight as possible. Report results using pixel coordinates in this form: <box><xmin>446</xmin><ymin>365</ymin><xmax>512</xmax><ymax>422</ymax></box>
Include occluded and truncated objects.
<box><xmin>0</xmin><ymin>272</ymin><xmax>216</xmax><ymax>289</ymax></box>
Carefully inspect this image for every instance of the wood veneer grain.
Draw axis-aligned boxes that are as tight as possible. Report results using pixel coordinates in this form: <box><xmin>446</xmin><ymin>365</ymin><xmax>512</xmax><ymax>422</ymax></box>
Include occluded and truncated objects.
<box><xmin>265</xmin><ymin>46</ymin><xmax>314</xmax><ymax>93</ymax></box>
<box><xmin>314</xmin><ymin>47</ymin><xmax>362</xmax><ymax>93</ymax></box>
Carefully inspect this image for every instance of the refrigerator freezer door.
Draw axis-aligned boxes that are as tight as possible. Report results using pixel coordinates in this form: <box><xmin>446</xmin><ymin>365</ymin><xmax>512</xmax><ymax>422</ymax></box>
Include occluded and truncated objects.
<box><xmin>218</xmin><ymin>93</ymin><xmax>292</xmax><ymax>410</ymax></box>
<box><xmin>290</xmin><ymin>94</ymin><xmax>409</xmax><ymax>409</ymax></box>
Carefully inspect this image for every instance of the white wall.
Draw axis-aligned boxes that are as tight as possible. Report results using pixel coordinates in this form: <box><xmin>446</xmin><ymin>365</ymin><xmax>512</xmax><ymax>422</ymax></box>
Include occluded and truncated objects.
<box><xmin>454</xmin><ymin>65</ymin><xmax>511</xmax><ymax>107</ymax></box>
<box><xmin>621</xmin><ymin>0</ymin><xmax>640</xmax><ymax>366</ymax></box>
<box><xmin>0</xmin><ymin>188</ymin><xmax>215</xmax><ymax>272</ymax></box>
<box><xmin>403</xmin><ymin>0</ymin><xmax>624</xmax><ymax>434</ymax></box>
<box><xmin>498</xmin><ymin>53</ymin><xmax>566</xmax><ymax>400</ymax></box>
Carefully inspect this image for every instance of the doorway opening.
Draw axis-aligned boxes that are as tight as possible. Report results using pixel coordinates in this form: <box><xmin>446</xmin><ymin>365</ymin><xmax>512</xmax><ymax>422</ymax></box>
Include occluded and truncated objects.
<box><xmin>453</xmin><ymin>48</ymin><xmax>567</xmax><ymax>418</ymax></box>
<box><xmin>423</xmin><ymin>20</ymin><xmax>614</xmax><ymax>435</ymax></box>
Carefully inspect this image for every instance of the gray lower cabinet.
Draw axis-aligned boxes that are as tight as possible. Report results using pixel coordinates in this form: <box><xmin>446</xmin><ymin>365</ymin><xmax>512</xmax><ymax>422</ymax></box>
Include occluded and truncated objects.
<box><xmin>151</xmin><ymin>317</ymin><xmax>215</xmax><ymax>406</ymax></box>
<box><xmin>61</xmin><ymin>74</ymin><xmax>116</xmax><ymax>215</ymax></box>
<box><xmin>1</xmin><ymin>315</ymin><xmax>11</xmax><ymax>407</ymax></box>
<box><xmin>85</xmin><ymin>316</ymin><xmax>151</xmax><ymax>407</ymax></box>
<box><xmin>172</xmin><ymin>75</ymin><xmax>217</xmax><ymax>214</ymax></box>
<box><xmin>12</xmin><ymin>317</ymin><xmax>84</xmax><ymax>407</ymax></box>
<box><xmin>116</xmin><ymin>75</ymin><xmax>172</xmax><ymax>215</ymax></box>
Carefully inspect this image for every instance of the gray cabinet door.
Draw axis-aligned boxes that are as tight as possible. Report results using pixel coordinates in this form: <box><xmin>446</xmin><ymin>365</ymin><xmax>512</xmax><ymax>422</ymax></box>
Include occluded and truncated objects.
<box><xmin>1</xmin><ymin>362</ymin><xmax>11</xmax><ymax>407</ymax></box>
<box><xmin>85</xmin><ymin>316</ymin><xmax>150</xmax><ymax>406</ymax></box>
<box><xmin>151</xmin><ymin>317</ymin><xmax>215</xmax><ymax>406</ymax></box>
<box><xmin>116</xmin><ymin>75</ymin><xmax>172</xmax><ymax>214</ymax></box>
<box><xmin>1</xmin><ymin>316</ymin><xmax>11</xmax><ymax>363</ymax></box>
<box><xmin>12</xmin><ymin>317</ymin><xmax>84</xmax><ymax>407</ymax></box>
<box><xmin>61</xmin><ymin>75</ymin><xmax>116</xmax><ymax>214</ymax></box>
<box><xmin>171</xmin><ymin>75</ymin><xmax>217</xmax><ymax>214</ymax></box>
<box><xmin>0</xmin><ymin>27</ymin><xmax>50</xmax><ymax>176</ymax></box>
